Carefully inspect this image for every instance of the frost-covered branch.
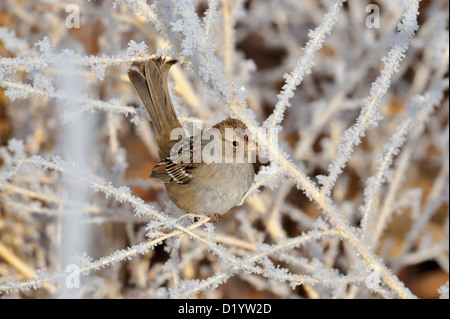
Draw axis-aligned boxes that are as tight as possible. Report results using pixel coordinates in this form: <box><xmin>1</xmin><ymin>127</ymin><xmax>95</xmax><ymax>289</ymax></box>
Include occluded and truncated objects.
<box><xmin>263</xmin><ymin>0</ymin><xmax>344</xmax><ymax>128</ymax></box>
<box><xmin>320</xmin><ymin>0</ymin><xmax>420</xmax><ymax>198</ymax></box>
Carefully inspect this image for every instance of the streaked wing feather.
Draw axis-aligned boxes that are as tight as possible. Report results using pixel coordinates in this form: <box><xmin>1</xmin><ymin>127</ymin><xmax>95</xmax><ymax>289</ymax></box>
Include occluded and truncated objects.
<box><xmin>150</xmin><ymin>157</ymin><xmax>198</xmax><ymax>185</ymax></box>
<box><xmin>150</xmin><ymin>136</ymin><xmax>199</xmax><ymax>185</ymax></box>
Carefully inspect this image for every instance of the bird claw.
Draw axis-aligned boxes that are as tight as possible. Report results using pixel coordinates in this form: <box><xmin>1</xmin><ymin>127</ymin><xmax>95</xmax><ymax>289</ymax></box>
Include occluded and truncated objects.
<box><xmin>209</xmin><ymin>214</ymin><xmax>223</xmax><ymax>223</ymax></box>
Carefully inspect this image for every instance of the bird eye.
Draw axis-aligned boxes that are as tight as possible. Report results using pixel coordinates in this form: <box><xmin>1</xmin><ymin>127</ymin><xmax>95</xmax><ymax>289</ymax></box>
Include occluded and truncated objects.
<box><xmin>232</xmin><ymin>141</ymin><xmax>239</xmax><ymax>147</ymax></box>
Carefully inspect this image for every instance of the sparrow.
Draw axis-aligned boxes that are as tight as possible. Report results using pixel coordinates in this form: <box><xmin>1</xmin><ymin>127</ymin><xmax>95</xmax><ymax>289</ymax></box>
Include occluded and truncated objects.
<box><xmin>128</xmin><ymin>57</ymin><xmax>255</xmax><ymax>222</ymax></box>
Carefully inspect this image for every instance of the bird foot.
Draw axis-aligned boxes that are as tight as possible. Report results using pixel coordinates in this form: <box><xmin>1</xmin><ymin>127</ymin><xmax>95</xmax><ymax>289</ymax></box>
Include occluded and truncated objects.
<box><xmin>209</xmin><ymin>214</ymin><xmax>223</xmax><ymax>223</ymax></box>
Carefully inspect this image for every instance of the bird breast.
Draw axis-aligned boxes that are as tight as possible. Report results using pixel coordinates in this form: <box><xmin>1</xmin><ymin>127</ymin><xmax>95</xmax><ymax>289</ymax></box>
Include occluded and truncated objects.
<box><xmin>166</xmin><ymin>162</ymin><xmax>254</xmax><ymax>216</ymax></box>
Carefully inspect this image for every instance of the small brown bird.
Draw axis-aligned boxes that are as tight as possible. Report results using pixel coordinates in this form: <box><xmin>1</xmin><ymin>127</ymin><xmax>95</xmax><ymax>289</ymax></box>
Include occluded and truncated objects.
<box><xmin>128</xmin><ymin>57</ymin><xmax>255</xmax><ymax>222</ymax></box>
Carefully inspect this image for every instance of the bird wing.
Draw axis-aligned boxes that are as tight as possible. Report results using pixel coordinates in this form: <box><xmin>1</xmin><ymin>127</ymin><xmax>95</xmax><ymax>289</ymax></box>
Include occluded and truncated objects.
<box><xmin>150</xmin><ymin>136</ymin><xmax>201</xmax><ymax>185</ymax></box>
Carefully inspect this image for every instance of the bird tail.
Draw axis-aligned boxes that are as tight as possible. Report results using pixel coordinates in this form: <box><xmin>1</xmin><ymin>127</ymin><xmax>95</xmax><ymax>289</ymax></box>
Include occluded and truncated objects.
<box><xmin>128</xmin><ymin>57</ymin><xmax>182</xmax><ymax>158</ymax></box>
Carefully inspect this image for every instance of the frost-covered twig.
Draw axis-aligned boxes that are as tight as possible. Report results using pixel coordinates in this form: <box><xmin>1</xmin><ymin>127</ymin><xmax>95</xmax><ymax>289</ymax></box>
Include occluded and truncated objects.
<box><xmin>263</xmin><ymin>0</ymin><xmax>344</xmax><ymax>129</ymax></box>
<box><xmin>319</xmin><ymin>0</ymin><xmax>420</xmax><ymax>198</ymax></box>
